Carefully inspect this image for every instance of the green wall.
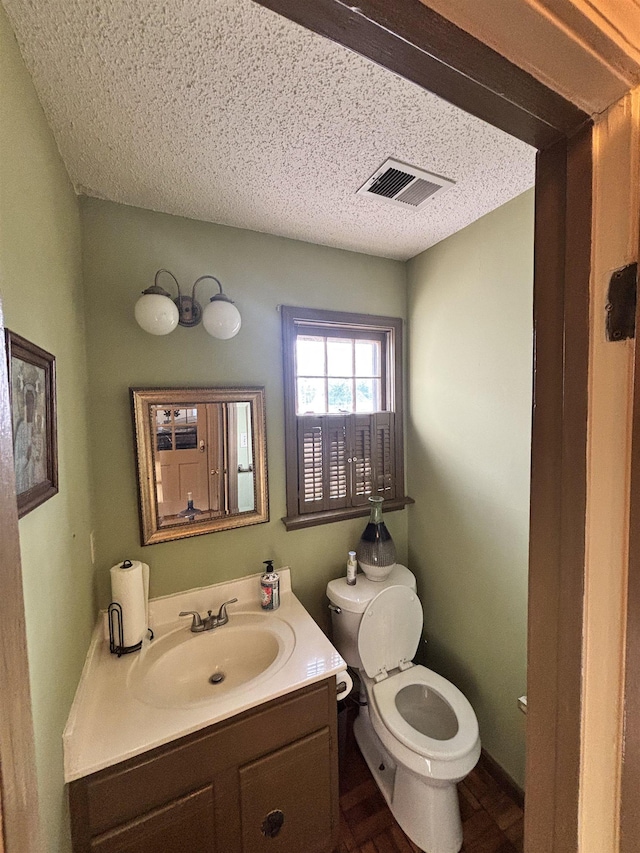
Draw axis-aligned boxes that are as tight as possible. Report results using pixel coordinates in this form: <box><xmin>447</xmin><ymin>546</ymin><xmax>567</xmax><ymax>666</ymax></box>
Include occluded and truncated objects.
<box><xmin>407</xmin><ymin>190</ymin><xmax>534</xmax><ymax>788</ymax></box>
<box><xmin>0</xmin><ymin>6</ymin><xmax>96</xmax><ymax>851</ymax></box>
<box><xmin>81</xmin><ymin>198</ymin><xmax>409</xmax><ymax>629</ymax></box>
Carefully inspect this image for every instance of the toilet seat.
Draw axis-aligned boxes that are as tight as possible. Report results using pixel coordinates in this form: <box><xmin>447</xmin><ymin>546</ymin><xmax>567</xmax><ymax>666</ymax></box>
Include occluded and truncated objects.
<box><xmin>357</xmin><ymin>585</ymin><xmax>479</xmax><ymax>768</ymax></box>
<box><xmin>358</xmin><ymin>585</ymin><xmax>423</xmax><ymax>680</ymax></box>
<box><xmin>371</xmin><ymin>665</ymin><xmax>480</xmax><ymax>762</ymax></box>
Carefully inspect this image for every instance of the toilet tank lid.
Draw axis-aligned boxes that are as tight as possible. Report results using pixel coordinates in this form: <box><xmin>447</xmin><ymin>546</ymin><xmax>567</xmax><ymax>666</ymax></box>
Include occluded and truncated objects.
<box><xmin>326</xmin><ymin>564</ymin><xmax>416</xmax><ymax>613</ymax></box>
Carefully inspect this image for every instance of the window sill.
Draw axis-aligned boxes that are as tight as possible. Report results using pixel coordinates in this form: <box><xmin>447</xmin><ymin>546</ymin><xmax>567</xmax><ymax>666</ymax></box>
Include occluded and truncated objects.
<box><xmin>281</xmin><ymin>496</ymin><xmax>414</xmax><ymax>531</ymax></box>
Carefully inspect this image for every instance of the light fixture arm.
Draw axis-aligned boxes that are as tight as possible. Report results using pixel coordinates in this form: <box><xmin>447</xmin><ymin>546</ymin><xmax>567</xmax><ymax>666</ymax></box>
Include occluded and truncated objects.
<box><xmin>192</xmin><ymin>274</ymin><xmax>235</xmax><ymax>305</ymax></box>
<box><xmin>144</xmin><ymin>268</ymin><xmax>182</xmax><ymax>300</ymax></box>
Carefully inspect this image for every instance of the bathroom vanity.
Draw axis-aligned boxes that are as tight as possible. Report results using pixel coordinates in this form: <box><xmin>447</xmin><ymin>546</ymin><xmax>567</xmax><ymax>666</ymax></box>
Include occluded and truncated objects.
<box><xmin>64</xmin><ymin>570</ymin><xmax>345</xmax><ymax>853</ymax></box>
<box><xmin>68</xmin><ymin>679</ymin><xmax>337</xmax><ymax>852</ymax></box>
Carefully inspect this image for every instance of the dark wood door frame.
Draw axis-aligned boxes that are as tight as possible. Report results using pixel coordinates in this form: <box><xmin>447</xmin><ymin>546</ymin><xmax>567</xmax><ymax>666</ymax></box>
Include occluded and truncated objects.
<box><xmin>252</xmin><ymin>2</ymin><xmax>592</xmax><ymax>851</ymax></box>
<box><xmin>0</xmin><ymin>301</ymin><xmax>41</xmax><ymax>852</ymax></box>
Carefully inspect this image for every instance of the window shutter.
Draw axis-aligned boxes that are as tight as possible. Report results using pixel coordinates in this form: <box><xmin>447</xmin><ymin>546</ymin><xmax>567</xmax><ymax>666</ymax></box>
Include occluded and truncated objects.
<box><xmin>372</xmin><ymin>412</ymin><xmax>396</xmax><ymax>499</ymax></box>
<box><xmin>351</xmin><ymin>413</ymin><xmax>396</xmax><ymax>504</ymax></box>
<box><xmin>324</xmin><ymin>417</ymin><xmax>349</xmax><ymax>509</ymax></box>
<box><xmin>297</xmin><ymin>415</ymin><xmax>350</xmax><ymax>513</ymax></box>
<box><xmin>297</xmin><ymin>417</ymin><xmax>324</xmax><ymax>514</ymax></box>
<box><xmin>351</xmin><ymin>415</ymin><xmax>374</xmax><ymax>506</ymax></box>
<box><xmin>298</xmin><ymin>413</ymin><xmax>396</xmax><ymax>513</ymax></box>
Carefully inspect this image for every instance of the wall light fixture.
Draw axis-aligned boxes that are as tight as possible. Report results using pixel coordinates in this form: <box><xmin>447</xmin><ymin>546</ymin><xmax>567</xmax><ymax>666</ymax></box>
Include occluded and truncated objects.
<box><xmin>134</xmin><ymin>269</ymin><xmax>241</xmax><ymax>339</ymax></box>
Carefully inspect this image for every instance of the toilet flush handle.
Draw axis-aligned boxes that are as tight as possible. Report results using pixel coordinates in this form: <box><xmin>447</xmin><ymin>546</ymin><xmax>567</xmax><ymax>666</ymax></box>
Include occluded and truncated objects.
<box><xmin>328</xmin><ymin>604</ymin><xmax>342</xmax><ymax>614</ymax></box>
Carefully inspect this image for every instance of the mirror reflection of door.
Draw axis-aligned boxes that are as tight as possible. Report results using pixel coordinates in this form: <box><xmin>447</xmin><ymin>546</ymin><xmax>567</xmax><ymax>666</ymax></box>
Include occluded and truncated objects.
<box><xmin>154</xmin><ymin>406</ymin><xmax>208</xmax><ymax>517</ymax></box>
<box><xmin>153</xmin><ymin>402</ymin><xmax>254</xmax><ymax>526</ymax></box>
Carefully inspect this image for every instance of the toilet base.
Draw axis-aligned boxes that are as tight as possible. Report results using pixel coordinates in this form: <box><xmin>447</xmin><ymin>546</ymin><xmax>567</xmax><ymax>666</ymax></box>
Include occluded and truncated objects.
<box><xmin>354</xmin><ymin>708</ymin><xmax>463</xmax><ymax>853</ymax></box>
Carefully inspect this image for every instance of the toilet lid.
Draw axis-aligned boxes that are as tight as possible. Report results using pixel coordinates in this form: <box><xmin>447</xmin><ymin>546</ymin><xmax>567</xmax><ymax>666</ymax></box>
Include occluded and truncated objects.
<box><xmin>358</xmin><ymin>585</ymin><xmax>423</xmax><ymax>679</ymax></box>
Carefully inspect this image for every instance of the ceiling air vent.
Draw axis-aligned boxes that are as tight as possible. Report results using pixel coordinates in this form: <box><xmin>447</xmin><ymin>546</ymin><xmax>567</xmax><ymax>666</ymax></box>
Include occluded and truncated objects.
<box><xmin>357</xmin><ymin>158</ymin><xmax>455</xmax><ymax>210</ymax></box>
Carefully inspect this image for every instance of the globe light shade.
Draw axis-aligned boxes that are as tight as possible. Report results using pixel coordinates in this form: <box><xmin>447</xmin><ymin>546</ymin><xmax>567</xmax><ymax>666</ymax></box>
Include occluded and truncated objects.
<box><xmin>134</xmin><ymin>292</ymin><xmax>179</xmax><ymax>336</ymax></box>
<box><xmin>202</xmin><ymin>296</ymin><xmax>242</xmax><ymax>340</ymax></box>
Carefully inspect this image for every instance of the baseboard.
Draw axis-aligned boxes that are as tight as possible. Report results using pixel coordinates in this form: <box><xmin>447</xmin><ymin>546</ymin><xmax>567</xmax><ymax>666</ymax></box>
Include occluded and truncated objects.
<box><xmin>478</xmin><ymin>748</ymin><xmax>524</xmax><ymax>809</ymax></box>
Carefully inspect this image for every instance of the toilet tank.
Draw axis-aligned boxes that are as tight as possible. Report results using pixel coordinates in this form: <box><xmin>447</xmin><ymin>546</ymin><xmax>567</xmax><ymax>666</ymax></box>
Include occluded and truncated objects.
<box><xmin>326</xmin><ymin>565</ymin><xmax>416</xmax><ymax>669</ymax></box>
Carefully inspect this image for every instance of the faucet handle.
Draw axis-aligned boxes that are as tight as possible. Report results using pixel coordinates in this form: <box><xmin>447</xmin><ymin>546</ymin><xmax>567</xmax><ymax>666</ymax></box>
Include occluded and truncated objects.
<box><xmin>215</xmin><ymin>597</ymin><xmax>238</xmax><ymax>622</ymax></box>
<box><xmin>179</xmin><ymin>610</ymin><xmax>203</xmax><ymax>631</ymax></box>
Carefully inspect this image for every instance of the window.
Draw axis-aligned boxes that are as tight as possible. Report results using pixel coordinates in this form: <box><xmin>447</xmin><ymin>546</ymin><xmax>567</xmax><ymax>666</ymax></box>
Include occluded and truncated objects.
<box><xmin>282</xmin><ymin>306</ymin><xmax>409</xmax><ymax>529</ymax></box>
<box><xmin>295</xmin><ymin>331</ymin><xmax>385</xmax><ymax>414</ymax></box>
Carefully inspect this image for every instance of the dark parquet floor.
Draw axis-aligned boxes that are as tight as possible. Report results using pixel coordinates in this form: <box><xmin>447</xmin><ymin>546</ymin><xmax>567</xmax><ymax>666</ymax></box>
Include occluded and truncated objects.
<box><xmin>337</xmin><ymin>709</ymin><xmax>524</xmax><ymax>853</ymax></box>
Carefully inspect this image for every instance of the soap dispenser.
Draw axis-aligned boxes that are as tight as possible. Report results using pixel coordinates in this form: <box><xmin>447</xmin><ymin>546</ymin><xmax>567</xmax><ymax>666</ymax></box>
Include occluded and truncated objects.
<box><xmin>260</xmin><ymin>560</ymin><xmax>280</xmax><ymax>610</ymax></box>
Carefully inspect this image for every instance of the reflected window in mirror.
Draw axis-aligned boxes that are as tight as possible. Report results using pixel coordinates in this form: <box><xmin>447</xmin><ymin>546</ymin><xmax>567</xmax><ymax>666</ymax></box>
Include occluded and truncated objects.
<box><xmin>132</xmin><ymin>388</ymin><xmax>268</xmax><ymax>545</ymax></box>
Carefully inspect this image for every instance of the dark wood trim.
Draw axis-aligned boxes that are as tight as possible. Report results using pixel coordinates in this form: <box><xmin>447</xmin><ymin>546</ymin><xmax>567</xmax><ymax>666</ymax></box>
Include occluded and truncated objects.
<box><xmin>620</xmin><ymin>251</ymin><xmax>640</xmax><ymax>851</ymax></box>
<box><xmin>0</xmin><ymin>305</ymin><xmax>41</xmax><ymax>852</ymax></box>
<box><xmin>478</xmin><ymin>748</ymin><xmax>524</xmax><ymax>811</ymax></box>
<box><xmin>554</xmin><ymin>122</ymin><xmax>592</xmax><ymax>852</ymax></box>
<box><xmin>525</xmin><ymin>125</ymin><xmax>591</xmax><ymax>853</ymax></box>
<box><xmin>282</xmin><ymin>495</ymin><xmax>414</xmax><ymax>531</ymax></box>
<box><xmin>257</xmin><ymin>4</ymin><xmax>594</xmax><ymax>852</ymax></box>
<box><xmin>282</xmin><ymin>306</ymin><xmax>301</xmax><ymax>521</ymax></box>
<box><xmin>390</xmin><ymin>315</ymin><xmax>405</xmax><ymax>514</ymax></box>
<box><xmin>252</xmin><ymin>0</ymin><xmax>589</xmax><ymax>148</ymax></box>
<box><xmin>280</xmin><ymin>306</ymin><xmax>404</xmax><ymax>331</ymax></box>
<box><xmin>525</xmin><ymin>138</ymin><xmax>567</xmax><ymax>853</ymax></box>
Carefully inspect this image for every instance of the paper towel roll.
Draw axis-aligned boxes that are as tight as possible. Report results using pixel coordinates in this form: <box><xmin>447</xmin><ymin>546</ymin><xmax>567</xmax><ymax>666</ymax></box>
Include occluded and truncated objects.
<box><xmin>110</xmin><ymin>560</ymin><xmax>149</xmax><ymax>648</ymax></box>
<box><xmin>336</xmin><ymin>669</ymin><xmax>353</xmax><ymax>702</ymax></box>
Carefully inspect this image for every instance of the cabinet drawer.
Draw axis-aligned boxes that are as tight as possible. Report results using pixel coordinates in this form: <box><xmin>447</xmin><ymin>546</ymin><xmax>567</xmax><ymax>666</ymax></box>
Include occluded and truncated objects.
<box><xmin>72</xmin><ymin>679</ymin><xmax>334</xmax><ymax>840</ymax></box>
<box><xmin>90</xmin><ymin>785</ymin><xmax>215</xmax><ymax>853</ymax></box>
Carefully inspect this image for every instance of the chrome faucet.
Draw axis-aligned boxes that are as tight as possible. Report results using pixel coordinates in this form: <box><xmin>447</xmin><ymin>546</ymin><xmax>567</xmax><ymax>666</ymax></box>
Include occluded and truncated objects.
<box><xmin>179</xmin><ymin>598</ymin><xmax>238</xmax><ymax>633</ymax></box>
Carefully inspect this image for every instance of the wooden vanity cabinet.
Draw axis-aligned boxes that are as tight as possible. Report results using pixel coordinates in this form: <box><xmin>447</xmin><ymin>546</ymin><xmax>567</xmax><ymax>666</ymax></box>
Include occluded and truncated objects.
<box><xmin>69</xmin><ymin>678</ymin><xmax>339</xmax><ymax>853</ymax></box>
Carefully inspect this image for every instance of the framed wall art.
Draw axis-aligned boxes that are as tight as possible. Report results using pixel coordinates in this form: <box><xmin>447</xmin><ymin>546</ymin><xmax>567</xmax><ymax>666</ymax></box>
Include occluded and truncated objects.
<box><xmin>5</xmin><ymin>330</ymin><xmax>58</xmax><ymax>517</ymax></box>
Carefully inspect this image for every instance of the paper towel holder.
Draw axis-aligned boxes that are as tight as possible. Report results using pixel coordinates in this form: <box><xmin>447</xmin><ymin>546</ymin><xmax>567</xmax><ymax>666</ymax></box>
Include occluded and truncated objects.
<box><xmin>107</xmin><ymin>600</ymin><xmax>154</xmax><ymax>657</ymax></box>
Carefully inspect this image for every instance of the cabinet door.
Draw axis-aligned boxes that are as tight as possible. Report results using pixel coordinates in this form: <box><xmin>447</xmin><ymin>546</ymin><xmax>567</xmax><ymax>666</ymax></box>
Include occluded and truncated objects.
<box><xmin>90</xmin><ymin>785</ymin><xmax>216</xmax><ymax>853</ymax></box>
<box><xmin>239</xmin><ymin>728</ymin><xmax>333</xmax><ymax>853</ymax></box>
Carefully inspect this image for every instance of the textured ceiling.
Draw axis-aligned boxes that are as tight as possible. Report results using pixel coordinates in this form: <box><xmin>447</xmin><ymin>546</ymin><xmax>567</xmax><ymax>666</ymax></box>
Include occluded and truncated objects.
<box><xmin>3</xmin><ymin>0</ymin><xmax>536</xmax><ymax>261</ymax></box>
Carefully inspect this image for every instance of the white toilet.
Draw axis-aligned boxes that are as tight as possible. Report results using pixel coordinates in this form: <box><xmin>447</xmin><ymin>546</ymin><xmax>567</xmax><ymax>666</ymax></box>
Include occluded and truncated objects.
<box><xmin>327</xmin><ymin>565</ymin><xmax>480</xmax><ymax>853</ymax></box>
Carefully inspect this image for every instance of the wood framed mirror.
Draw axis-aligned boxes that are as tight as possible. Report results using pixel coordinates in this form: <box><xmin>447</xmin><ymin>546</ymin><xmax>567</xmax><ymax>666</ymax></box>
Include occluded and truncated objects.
<box><xmin>131</xmin><ymin>387</ymin><xmax>268</xmax><ymax>545</ymax></box>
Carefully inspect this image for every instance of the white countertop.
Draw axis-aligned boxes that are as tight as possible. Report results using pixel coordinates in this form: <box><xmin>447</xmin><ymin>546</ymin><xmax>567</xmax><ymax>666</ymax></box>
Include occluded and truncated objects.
<box><xmin>63</xmin><ymin>569</ymin><xmax>345</xmax><ymax>783</ymax></box>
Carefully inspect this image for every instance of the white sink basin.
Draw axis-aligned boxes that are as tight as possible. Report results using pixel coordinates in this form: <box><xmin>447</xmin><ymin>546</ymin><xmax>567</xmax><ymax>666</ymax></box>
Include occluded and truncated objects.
<box><xmin>128</xmin><ymin>613</ymin><xmax>295</xmax><ymax>710</ymax></box>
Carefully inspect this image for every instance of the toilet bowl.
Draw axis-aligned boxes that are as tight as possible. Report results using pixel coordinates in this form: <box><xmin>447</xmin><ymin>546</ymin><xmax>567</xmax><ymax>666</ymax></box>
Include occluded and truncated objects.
<box><xmin>327</xmin><ymin>569</ymin><xmax>480</xmax><ymax>853</ymax></box>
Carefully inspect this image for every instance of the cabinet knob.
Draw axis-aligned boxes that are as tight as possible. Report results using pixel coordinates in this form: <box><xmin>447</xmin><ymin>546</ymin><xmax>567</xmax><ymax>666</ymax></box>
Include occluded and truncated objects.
<box><xmin>261</xmin><ymin>809</ymin><xmax>285</xmax><ymax>838</ymax></box>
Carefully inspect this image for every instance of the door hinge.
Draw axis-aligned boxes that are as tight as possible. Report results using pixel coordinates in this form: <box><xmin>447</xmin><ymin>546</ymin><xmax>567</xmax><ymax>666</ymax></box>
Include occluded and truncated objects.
<box><xmin>606</xmin><ymin>263</ymin><xmax>637</xmax><ymax>341</ymax></box>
